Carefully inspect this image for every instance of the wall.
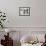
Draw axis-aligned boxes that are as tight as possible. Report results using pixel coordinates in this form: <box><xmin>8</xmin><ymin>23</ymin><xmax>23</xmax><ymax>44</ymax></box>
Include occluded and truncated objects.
<box><xmin>0</xmin><ymin>0</ymin><xmax>46</xmax><ymax>27</ymax></box>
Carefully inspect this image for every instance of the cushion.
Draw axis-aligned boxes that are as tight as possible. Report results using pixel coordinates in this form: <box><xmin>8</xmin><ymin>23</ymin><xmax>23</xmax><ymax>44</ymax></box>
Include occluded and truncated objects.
<box><xmin>20</xmin><ymin>35</ymin><xmax>37</xmax><ymax>43</ymax></box>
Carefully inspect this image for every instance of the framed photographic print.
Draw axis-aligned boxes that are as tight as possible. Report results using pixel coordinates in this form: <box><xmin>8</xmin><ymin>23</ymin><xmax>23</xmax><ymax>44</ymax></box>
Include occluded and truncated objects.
<box><xmin>19</xmin><ymin>7</ymin><xmax>30</xmax><ymax>16</ymax></box>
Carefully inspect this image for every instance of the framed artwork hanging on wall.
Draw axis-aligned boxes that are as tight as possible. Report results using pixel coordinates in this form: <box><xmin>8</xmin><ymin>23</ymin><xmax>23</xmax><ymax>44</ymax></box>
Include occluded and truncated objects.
<box><xmin>19</xmin><ymin>7</ymin><xmax>30</xmax><ymax>16</ymax></box>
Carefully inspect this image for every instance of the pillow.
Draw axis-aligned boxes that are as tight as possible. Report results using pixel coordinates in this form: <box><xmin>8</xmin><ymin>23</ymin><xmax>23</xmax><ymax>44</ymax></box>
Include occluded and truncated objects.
<box><xmin>21</xmin><ymin>43</ymin><xmax>33</xmax><ymax>46</ymax></box>
<box><xmin>20</xmin><ymin>35</ymin><xmax>37</xmax><ymax>44</ymax></box>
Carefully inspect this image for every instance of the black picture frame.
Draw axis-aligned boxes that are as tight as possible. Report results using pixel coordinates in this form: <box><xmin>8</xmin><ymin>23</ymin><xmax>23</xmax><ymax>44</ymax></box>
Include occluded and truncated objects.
<box><xmin>19</xmin><ymin>7</ymin><xmax>30</xmax><ymax>16</ymax></box>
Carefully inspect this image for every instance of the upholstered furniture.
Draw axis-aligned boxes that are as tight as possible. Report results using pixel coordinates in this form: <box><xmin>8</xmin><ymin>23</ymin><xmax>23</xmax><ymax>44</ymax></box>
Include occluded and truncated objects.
<box><xmin>20</xmin><ymin>34</ymin><xmax>45</xmax><ymax>46</ymax></box>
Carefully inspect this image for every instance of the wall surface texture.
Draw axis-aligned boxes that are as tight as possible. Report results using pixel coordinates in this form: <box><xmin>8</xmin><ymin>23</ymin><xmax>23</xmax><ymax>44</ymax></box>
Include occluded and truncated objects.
<box><xmin>0</xmin><ymin>0</ymin><xmax>46</xmax><ymax>27</ymax></box>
